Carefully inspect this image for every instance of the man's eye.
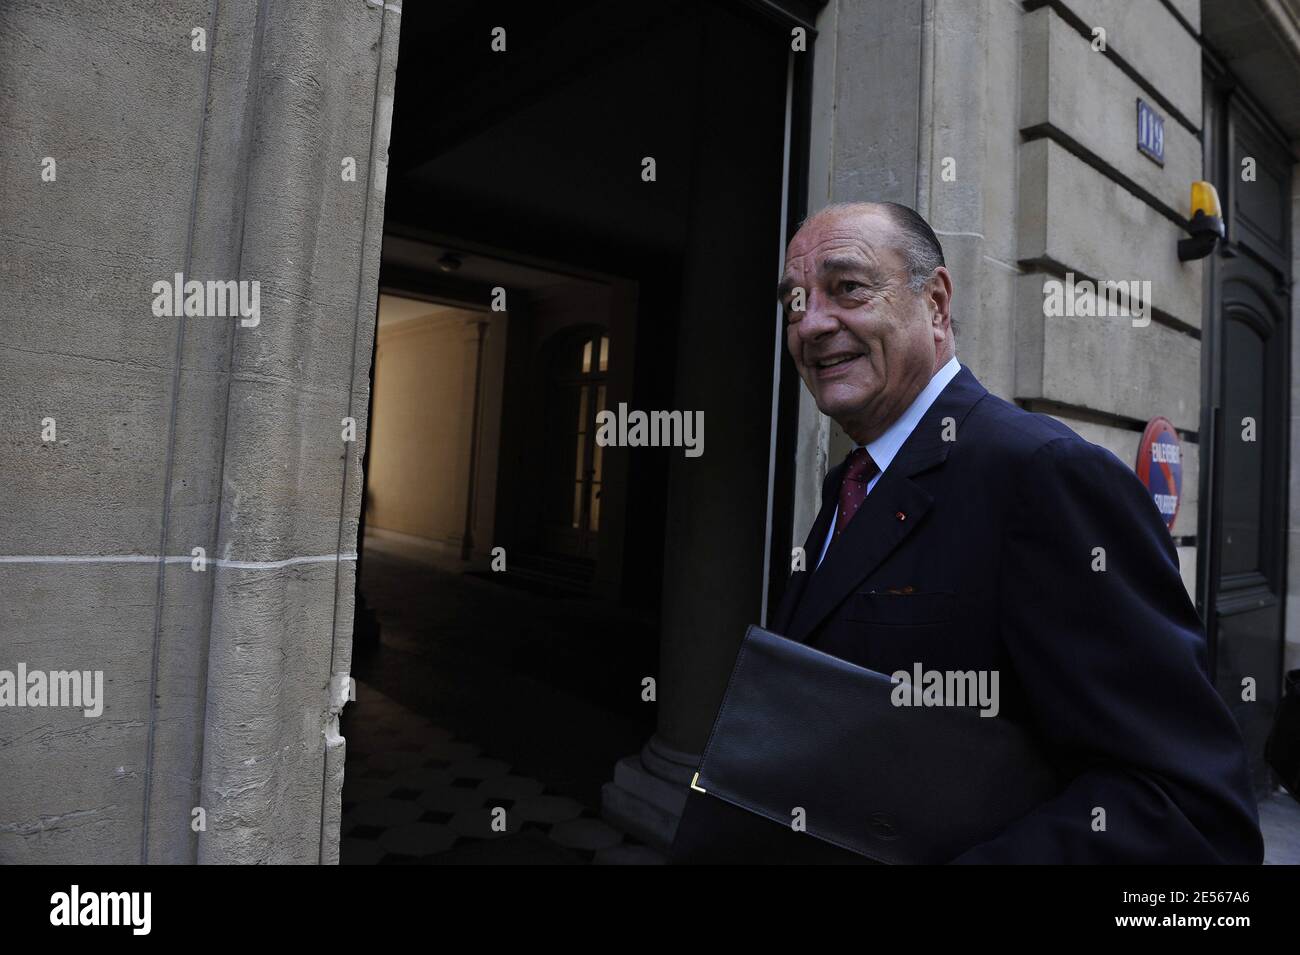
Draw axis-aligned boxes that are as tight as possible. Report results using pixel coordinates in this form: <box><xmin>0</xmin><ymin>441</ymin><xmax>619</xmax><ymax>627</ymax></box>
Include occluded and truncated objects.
<box><xmin>838</xmin><ymin>281</ymin><xmax>862</xmax><ymax>294</ymax></box>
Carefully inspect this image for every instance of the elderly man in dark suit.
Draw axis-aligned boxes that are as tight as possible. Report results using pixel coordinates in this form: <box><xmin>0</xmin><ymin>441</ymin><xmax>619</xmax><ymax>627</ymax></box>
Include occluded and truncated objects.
<box><xmin>771</xmin><ymin>201</ymin><xmax>1262</xmax><ymax>863</ymax></box>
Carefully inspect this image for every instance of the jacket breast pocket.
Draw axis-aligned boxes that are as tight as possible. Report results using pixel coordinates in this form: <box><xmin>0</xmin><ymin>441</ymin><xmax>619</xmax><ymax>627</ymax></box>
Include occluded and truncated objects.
<box><xmin>845</xmin><ymin>591</ymin><xmax>956</xmax><ymax>626</ymax></box>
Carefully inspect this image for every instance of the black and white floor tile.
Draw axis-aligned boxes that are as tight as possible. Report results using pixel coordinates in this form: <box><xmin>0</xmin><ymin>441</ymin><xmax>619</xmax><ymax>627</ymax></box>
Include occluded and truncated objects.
<box><xmin>340</xmin><ymin>682</ymin><xmax>665</xmax><ymax>865</ymax></box>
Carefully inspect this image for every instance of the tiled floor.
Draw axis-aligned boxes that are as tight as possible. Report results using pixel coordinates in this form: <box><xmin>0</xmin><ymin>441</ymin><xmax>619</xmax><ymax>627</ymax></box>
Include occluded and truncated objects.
<box><xmin>340</xmin><ymin>533</ymin><xmax>665</xmax><ymax>863</ymax></box>
<box><xmin>340</xmin><ymin>682</ymin><xmax>665</xmax><ymax>865</ymax></box>
<box><xmin>351</xmin><ymin>537</ymin><xmax>657</xmax><ymax>814</ymax></box>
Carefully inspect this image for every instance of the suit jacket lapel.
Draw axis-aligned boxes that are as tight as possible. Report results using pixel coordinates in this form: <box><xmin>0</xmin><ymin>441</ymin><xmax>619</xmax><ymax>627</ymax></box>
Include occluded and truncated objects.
<box><xmin>770</xmin><ymin>461</ymin><xmax>842</xmax><ymax>634</ymax></box>
<box><xmin>784</xmin><ymin>474</ymin><xmax>934</xmax><ymax>643</ymax></box>
<box><xmin>780</xmin><ymin>367</ymin><xmax>989</xmax><ymax>645</ymax></box>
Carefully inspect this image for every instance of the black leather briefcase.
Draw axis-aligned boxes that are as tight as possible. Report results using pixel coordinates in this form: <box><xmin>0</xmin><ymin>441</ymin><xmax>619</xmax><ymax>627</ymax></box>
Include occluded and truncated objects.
<box><xmin>670</xmin><ymin>625</ymin><xmax>1060</xmax><ymax>864</ymax></box>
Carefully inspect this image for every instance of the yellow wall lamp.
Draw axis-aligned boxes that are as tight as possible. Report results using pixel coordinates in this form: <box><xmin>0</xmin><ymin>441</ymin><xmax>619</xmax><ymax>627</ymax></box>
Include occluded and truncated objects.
<box><xmin>1177</xmin><ymin>181</ymin><xmax>1225</xmax><ymax>262</ymax></box>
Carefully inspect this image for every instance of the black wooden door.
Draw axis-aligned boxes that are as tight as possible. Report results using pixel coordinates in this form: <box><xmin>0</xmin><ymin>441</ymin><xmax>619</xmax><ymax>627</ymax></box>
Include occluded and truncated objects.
<box><xmin>1201</xmin><ymin>74</ymin><xmax>1292</xmax><ymax>794</ymax></box>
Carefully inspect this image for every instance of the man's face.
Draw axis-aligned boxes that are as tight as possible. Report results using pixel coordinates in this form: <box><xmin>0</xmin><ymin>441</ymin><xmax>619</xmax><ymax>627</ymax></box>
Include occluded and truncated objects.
<box><xmin>779</xmin><ymin>207</ymin><xmax>951</xmax><ymax>444</ymax></box>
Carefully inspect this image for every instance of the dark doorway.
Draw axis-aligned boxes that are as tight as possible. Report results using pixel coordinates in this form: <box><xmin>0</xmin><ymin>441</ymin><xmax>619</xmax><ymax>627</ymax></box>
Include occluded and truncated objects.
<box><xmin>1201</xmin><ymin>68</ymin><xmax>1292</xmax><ymax>795</ymax></box>
<box><xmin>342</xmin><ymin>0</ymin><xmax>800</xmax><ymax>862</ymax></box>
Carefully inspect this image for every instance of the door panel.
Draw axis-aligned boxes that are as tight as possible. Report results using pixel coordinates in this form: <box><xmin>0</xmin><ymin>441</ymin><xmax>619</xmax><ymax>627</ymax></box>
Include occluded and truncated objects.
<box><xmin>1218</xmin><ymin>307</ymin><xmax>1266</xmax><ymax>578</ymax></box>
<box><xmin>1202</xmin><ymin>80</ymin><xmax>1291</xmax><ymax>794</ymax></box>
<box><xmin>1211</xmin><ymin>276</ymin><xmax>1287</xmax><ymax>791</ymax></box>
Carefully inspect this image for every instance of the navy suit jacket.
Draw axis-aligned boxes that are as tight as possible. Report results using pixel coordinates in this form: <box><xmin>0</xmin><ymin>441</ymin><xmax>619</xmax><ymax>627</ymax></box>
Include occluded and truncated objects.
<box><xmin>771</xmin><ymin>366</ymin><xmax>1263</xmax><ymax>864</ymax></box>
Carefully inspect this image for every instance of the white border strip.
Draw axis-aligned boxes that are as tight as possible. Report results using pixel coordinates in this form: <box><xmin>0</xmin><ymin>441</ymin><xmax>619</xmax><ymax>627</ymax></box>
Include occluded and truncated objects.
<box><xmin>0</xmin><ymin>553</ymin><xmax>357</xmax><ymax>568</ymax></box>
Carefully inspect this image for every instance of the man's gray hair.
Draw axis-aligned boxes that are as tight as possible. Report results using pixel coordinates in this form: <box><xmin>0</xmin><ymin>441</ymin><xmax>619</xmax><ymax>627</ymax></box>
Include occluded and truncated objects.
<box><xmin>877</xmin><ymin>201</ymin><xmax>946</xmax><ymax>292</ymax></box>
<box><xmin>804</xmin><ymin>201</ymin><xmax>946</xmax><ymax>291</ymax></box>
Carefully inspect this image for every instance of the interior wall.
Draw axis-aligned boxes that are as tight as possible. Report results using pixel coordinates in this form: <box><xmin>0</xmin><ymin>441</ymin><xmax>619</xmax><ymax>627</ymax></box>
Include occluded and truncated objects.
<box><xmin>367</xmin><ymin>297</ymin><xmax>506</xmax><ymax>558</ymax></box>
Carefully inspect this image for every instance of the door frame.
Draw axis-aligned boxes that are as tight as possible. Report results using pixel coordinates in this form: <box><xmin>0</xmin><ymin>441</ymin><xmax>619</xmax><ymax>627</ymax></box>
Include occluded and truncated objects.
<box><xmin>1197</xmin><ymin>52</ymin><xmax>1292</xmax><ymax>773</ymax></box>
<box><xmin>748</xmin><ymin>0</ymin><xmax>822</xmax><ymax>627</ymax></box>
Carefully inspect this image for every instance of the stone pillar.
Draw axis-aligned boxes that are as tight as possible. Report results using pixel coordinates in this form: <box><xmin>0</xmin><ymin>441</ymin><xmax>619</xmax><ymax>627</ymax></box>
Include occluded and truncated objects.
<box><xmin>600</xmin><ymin>3</ymin><xmax>788</xmax><ymax>849</ymax></box>
<box><xmin>458</xmin><ymin>317</ymin><xmax>489</xmax><ymax>562</ymax></box>
<box><xmin>0</xmin><ymin>0</ymin><xmax>398</xmax><ymax>864</ymax></box>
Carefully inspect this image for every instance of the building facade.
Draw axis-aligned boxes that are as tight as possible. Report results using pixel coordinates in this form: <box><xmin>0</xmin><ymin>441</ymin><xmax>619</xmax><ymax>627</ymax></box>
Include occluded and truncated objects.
<box><xmin>607</xmin><ymin>0</ymin><xmax>1300</xmax><ymax>847</ymax></box>
<box><xmin>1</xmin><ymin>0</ymin><xmax>1296</xmax><ymax>863</ymax></box>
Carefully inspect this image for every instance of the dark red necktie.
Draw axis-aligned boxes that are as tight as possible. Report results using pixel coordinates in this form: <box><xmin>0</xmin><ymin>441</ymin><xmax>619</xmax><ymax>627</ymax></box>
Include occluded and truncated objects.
<box><xmin>834</xmin><ymin>447</ymin><xmax>880</xmax><ymax>540</ymax></box>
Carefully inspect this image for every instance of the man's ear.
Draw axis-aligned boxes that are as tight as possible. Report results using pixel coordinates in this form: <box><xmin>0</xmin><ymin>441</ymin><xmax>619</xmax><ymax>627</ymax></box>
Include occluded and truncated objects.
<box><xmin>928</xmin><ymin>266</ymin><xmax>954</xmax><ymax>332</ymax></box>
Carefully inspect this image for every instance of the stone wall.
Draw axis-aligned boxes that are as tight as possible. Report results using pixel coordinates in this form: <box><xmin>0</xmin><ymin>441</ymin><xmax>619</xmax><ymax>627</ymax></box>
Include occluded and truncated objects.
<box><xmin>794</xmin><ymin>0</ymin><xmax>1206</xmax><ymax>598</ymax></box>
<box><xmin>0</xmin><ymin>0</ymin><xmax>399</xmax><ymax>863</ymax></box>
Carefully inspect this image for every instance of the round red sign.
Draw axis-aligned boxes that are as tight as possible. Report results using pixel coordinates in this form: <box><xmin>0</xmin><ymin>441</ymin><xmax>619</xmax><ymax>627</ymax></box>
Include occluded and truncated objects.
<box><xmin>1135</xmin><ymin>416</ymin><xmax>1182</xmax><ymax>532</ymax></box>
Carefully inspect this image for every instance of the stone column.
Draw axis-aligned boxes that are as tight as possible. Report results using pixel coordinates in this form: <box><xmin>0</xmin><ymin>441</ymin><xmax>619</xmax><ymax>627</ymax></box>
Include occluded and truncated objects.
<box><xmin>0</xmin><ymin>0</ymin><xmax>398</xmax><ymax>864</ymax></box>
<box><xmin>600</xmin><ymin>3</ymin><xmax>789</xmax><ymax>849</ymax></box>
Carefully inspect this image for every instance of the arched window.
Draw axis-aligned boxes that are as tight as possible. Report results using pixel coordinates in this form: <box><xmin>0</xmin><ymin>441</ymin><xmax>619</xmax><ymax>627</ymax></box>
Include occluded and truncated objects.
<box><xmin>542</xmin><ymin>327</ymin><xmax>610</xmax><ymax>557</ymax></box>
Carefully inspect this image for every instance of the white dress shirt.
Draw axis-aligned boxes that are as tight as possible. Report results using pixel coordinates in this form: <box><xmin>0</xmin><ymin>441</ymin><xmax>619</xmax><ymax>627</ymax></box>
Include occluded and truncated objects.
<box><xmin>816</xmin><ymin>356</ymin><xmax>962</xmax><ymax>568</ymax></box>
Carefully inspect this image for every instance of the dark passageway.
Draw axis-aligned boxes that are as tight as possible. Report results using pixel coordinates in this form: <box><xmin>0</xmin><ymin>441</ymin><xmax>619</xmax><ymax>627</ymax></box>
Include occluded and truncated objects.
<box><xmin>344</xmin><ymin>0</ymin><xmax>794</xmax><ymax>861</ymax></box>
